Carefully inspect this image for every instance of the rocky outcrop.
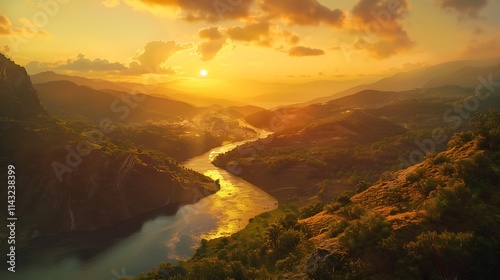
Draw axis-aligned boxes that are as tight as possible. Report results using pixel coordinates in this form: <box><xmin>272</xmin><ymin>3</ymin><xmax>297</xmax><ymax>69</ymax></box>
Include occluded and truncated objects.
<box><xmin>0</xmin><ymin>53</ymin><xmax>46</xmax><ymax>118</ymax></box>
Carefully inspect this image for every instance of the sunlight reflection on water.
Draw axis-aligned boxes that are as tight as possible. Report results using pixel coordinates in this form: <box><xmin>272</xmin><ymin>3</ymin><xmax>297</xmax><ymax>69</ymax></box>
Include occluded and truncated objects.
<box><xmin>1</xmin><ymin>132</ymin><xmax>277</xmax><ymax>280</ymax></box>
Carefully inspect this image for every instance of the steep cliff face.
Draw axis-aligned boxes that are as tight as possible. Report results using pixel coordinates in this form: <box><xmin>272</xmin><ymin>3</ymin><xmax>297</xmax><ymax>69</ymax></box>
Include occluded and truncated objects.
<box><xmin>0</xmin><ymin>53</ymin><xmax>45</xmax><ymax>117</ymax></box>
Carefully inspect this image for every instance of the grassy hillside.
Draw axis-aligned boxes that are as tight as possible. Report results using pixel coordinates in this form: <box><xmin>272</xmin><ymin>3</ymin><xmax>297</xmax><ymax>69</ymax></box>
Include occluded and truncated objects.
<box><xmin>132</xmin><ymin>109</ymin><xmax>500</xmax><ymax>279</ymax></box>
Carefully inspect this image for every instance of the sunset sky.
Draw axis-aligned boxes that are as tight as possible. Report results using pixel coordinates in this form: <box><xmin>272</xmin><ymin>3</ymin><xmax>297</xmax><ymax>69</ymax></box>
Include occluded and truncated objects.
<box><xmin>1</xmin><ymin>0</ymin><xmax>500</xmax><ymax>85</ymax></box>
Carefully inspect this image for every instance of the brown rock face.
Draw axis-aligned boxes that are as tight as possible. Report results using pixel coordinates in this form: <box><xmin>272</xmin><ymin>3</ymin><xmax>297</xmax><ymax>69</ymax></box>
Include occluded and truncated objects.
<box><xmin>0</xmin><ymin>53</ymin><xmax>46</xmax><ymax>118</ymax></box>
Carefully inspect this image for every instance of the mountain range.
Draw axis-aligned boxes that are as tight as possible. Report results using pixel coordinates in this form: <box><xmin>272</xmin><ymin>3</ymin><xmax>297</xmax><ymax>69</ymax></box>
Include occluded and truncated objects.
<box><xmin>300</xmin><ymin>58</ymin><xmax>500</xmax><ymax>106</ymax></box>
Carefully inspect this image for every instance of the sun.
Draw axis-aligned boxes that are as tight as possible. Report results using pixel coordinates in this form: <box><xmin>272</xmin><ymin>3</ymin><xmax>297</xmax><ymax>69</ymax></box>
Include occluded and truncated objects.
<box><xmin>200</xmin><ymin>69</ymin><xmax>208</xmax><ymax>77</ymax></box>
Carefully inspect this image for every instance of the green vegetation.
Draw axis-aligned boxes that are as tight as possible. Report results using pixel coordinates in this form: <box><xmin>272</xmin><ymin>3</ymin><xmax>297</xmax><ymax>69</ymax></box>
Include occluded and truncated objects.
<box><xmin>214</xmin><ymin>104</ymin><xmax>468</xmax><ymax>203</ymax></box>
<box><xmin>216</xmin><ymin>90</ymin><xmax>500</xmax><ymax>205</ymax></box>
<box><xmin>470</xmin><ymin>108</ymin><xmax>500</xmax><ymax>150</ymax></box>
<box><xmin>135</xmin><ymin>110</ymin><xmax>500</xmax><ymax>279</ymax></box>
<box><xmin>0</xmin><ymin>116</ymin><xmax>220</xmax><ymax>252</ymax></box>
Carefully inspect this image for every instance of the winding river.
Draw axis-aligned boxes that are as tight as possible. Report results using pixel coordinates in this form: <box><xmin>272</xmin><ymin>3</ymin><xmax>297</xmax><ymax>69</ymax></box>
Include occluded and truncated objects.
<box><xmin>1</xmin><ymin>133</ymin><xmax>277</xmax><ymax>280</ymax></box>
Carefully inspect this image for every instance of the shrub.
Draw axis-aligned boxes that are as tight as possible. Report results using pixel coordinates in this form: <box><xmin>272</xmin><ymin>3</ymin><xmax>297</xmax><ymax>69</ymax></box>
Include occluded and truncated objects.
<box><xmin>307</xmin><ymin>260</ymin><xmax>335</xmax><ymax>280</ymax></box>
<box><xmin>470</xmin><ymin>108</ymin><xmax>500</xmax><ymax>150</ymax></box>
<box><xmin>265</xmin><ymin>223</ymin><xmax>282</xmax><ymax>249</ymax></box>
<box><xmin>419</xmin><ymin>178</ymin><xmax>443</xmax><ymax>195</ymax></box>
<box><xmin>337</xmin><ymin>204</ymin><xmax>366</xmax><ymax>220</ymax></box>
<box><xmin>324</xmin><ymin>202</ymin><xmax>343</xmax><ymax>214</ymax></box>
<box><xmin>456</xmin><ymin>153</ymin><xmax>496</xmax><ymax>191</ymax></box>
<box><xmin>355</xmin><ymin>181</ymin><xmax>370</xmax><ymax>193</ymax></box>
<box><xmin>328</xmin><ymin>219</ymin><xmax>349</xmax><ymax>238</ymax></box>
<box><xmin>188</xmin><ymin>258</ymin><xmax>227</xmax><ymax>280</ymax></box>
<box><xmin>227</xmin><ymin>261</ymin><xmax>246</xmax><ymax>280</ymax></box>
<box><xmin>300</xmin><ymin>202</ymin><xmax>325</xmax><ymax>219</ymax></box>
<box><xmin>325</xmin><ymin>191</ymin><xmax>355</xmax><ymax>214</ymax></box>
<box><xmin>339</xmin><ymin>212</ymin><xmax>392</xmax><ymax>251</ymax></box>
<box><xmin>406</xmin><ymin>231</ymin><xmax>475</xmax><ymax>279</ymax></box>
<box><xmin>431</xmin><ymin>154</ymin><xmax>449</xmax><ymax>165</ymax></box>
<box><xmin>217</xmin><ymin>249</ymin><xmax>228</xmax><ymax>261</ymax></box>
<box><xmin>277</xmin><ymin>229</ymin><xmax>302</xmax><ymax>252</ymax></box>
<box><xmin>406</xmin><ymin>168</ymin><xmax>425</xmax><ymax>183</ymax></box>
<box><xmin>424</xmin><ymin>181</ymin><xmax>472</xmax><ymax>223</ymax></box>
<box><xmin>440</xmin><ymin>163</ymin><xmax>456</xmax><ymax>176</ymax></box>
<box><xmin>448</xmin><ymin>131</ymin><xmax>473</xmax><ymax>148</ymax></box>
<box><xmin>306</xmin><ymin>250</ymin><xmax>348</xmax><ymax>280</ymax></box>
<box><xmin>279</xmin><ymin>213</ymin><xmax>298</xmax><ymax>229</ymax></box>
<box><xmin>335</xmin><ymin>190</ymin><xmax>355</xmax><ymax>205</ymax></box>
<box><xmin>275</xmin><ymin>253</ymin><xmax>299</xmax><ymax>272</ymax></box>
<box><xmin>344</xmin><ymin>259</ymin><xmax>372</xmax><ymax>280</ymax></box>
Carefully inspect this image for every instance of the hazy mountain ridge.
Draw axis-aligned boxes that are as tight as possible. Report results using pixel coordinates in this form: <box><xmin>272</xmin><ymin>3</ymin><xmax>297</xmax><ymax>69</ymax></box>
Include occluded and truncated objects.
<box><xmin>30</xmin><ymin>71</ymin><xmax>245</xmax><ymax>107</ymax></box>
<box><xmin>302</xmin><ymin>58</ymin><xmax>500</xmax><ymax>106</ymax></box>
<box><xmin>29</xmin><ymin>71</ymin><xmax>377</xmax><ymax>107</ymax></box>
<box><xmin>249</xmin><ymin>78</ymin><xmax>375</xmax><ymax>103</ymax></box>
<box><xmin>34</xmin><ymin>80</ymin><xmax>203</xmax><ymax>123</ymax></box>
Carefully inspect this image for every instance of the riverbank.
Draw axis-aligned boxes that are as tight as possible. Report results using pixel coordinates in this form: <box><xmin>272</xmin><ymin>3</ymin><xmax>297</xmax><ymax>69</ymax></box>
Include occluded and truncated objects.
<box><xmin>0</xmin><ymin>125</ymin><xmax>278</xmax><ymax>280</ymax></box>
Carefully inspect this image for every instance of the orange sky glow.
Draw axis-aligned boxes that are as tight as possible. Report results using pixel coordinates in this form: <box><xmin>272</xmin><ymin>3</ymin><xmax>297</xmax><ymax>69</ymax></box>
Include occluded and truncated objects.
<box><xmin>1</xmin><ymin>0</ymin><xmax>500</xmax><ymax>98</ymax></box>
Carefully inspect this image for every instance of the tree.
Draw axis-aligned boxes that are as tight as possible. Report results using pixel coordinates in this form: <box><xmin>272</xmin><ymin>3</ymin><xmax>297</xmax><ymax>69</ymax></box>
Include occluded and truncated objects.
<box><xmin>265</xmin><ymin>223</ymin><xmax>282</xmax><ymax>249</ymax></box>
<box><xmin>339</xmin><ymin>212</ymin><xmax>391</xmax><ymax>251</ymax></box>
<box><xmin>189</xmin><ymin>258</ymin><xmax>227</xmax><ymax>280</ymax></box>
<box><xmin>300</xmin><ymin>202</ymin><xmax>325</xmax><ymax>218</ymax></box>
<box><xmin>406</xmin><ymin>231</ymin><xmax>475</xmax><ymax>279</ymax></box>
<box><xmin>277</xmin><ymin>229</ymin><xmax>302</xmax><ymax>252</ymax></box>
<box><xmin>470</xmin><ymin>108</ymin><xmax>500</xmax><ymax>150</ymax></box>
<box><xmin>279</xmin><ymin>213</ymin><xmax>298</xmax><ymax>229</ymax></box>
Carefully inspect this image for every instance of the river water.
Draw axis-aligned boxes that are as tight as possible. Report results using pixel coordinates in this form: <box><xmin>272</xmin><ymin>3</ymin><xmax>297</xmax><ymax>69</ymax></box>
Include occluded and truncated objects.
<box><xmin>1</xmin><ymin>136</ymin><xmax>277</xmax><ymax>280</ymax></box>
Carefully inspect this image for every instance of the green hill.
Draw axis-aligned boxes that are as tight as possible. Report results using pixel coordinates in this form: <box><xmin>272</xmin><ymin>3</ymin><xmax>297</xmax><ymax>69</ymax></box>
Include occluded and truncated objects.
<box><xmin>34</xmin><ymin>80</ymin><xmax>203</xmax><ymax>123</ymax></box>
<box><xmin>135</xmin><ymin>109</ymin><xmax>500</xmax><ymax>279</ymax></box>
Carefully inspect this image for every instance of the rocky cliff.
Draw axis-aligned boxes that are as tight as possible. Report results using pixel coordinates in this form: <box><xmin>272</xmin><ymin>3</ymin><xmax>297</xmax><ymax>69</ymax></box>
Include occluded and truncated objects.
<box><xmin>0</xmin><ymin>53</ymin><xmax>45</xmax><ymax>118</ymax></box>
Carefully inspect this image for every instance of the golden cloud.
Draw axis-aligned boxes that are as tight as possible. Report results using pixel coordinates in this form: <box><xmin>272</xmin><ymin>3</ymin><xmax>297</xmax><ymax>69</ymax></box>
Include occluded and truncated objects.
<box><xmin>0</xmin><ymin>15</ymin><xmax>13</xmax><ymax>35</ymax></box>
<box><xmin>199</xmin><ymin>26</ymin><xmax>224</xmax><ymax>40</ymax></box>
<box><xmin>261</xmin><ymin>0</ymin><xmax>345</xmax><ymax>27</ymax></box>
<box><xmin>197</xmin><ymin>27</ymin><xmax>227</xmax><ymax>61</ymax></box>
<box><xmin>351</xmin><ymin>0</ymin><xmax>415</xmax><ymax>59</ymax></box>
<box><xmin>132</xmin><ymin>40</ymin><xmax>191</xmax><ymax>73</ymax></box>
<box><xmin>436</xmin><ymin>0</ymin><xmax>488</xmax><ymax>19</ymax></box>
<box><xmin>227</xmin><ymin>21</ymin><xmax>272</xmax><ymax>46</ymax></box>
<box><xmin>26</xmin><ymin>40</ymin><xmax>190</xmax><ymax>75</ymax></box>
<box><xmin>288</xmin><ymin>46</ymin><xmax>325</xmax><ymax>57</ymax></box>
<box><xmin>138</xmin><ymin>0</ymin><xmax>255</xmax><ymax>22</ymax></box>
